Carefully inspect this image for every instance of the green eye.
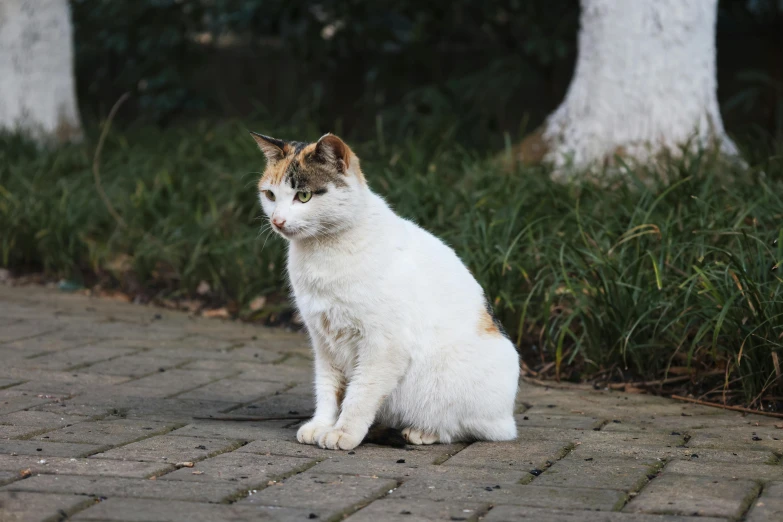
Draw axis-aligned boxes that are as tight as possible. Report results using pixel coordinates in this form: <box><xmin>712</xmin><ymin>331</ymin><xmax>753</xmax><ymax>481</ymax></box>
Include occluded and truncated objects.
<box><xmin>297</xmin><ymin>191</ymin><xmax>312</xmax><ymax>203</ymax></box>
<box><xmin>264</xmin><ymin>191</ymin><xmax>275</xmax><ymax>201</ymax></box>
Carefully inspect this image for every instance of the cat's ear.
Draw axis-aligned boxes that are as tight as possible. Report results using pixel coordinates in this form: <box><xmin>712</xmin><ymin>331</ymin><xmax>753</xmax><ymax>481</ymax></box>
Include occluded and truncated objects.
<box><xmin>250</xmin><ymin>132</ymin><xmax>288</xmax><ymax>164</ymax></box>
<box><xmin>314</xmin><ymin>133</ymin><xmax>351</xmax><ymax>173</ymax></box>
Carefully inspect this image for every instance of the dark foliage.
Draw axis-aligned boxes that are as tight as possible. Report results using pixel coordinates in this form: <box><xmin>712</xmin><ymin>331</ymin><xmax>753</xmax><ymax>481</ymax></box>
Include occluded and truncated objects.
<box><xmin>70</xmin><ymin>1</ymin><xmax>782</xmax><ymax>146</ymax></box>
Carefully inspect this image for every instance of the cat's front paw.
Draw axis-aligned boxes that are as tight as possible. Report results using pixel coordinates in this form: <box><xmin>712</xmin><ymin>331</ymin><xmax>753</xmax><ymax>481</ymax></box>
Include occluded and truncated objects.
<box><xmin>297</xmin><ymin>419</ymin><xmax>334</xmax><ymax>445</ymax></box>
<box><xmin>316</xmin><ymin>426</ymin><xmax>365</xmax><ymax>450</ymax></box>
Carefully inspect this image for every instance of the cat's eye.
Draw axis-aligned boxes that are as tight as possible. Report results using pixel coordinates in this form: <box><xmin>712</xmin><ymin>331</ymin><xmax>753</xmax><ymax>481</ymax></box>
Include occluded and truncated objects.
<box><xmin>264</xmin><ymin>191</ymin><xmax>275</xmax><ymax>202</ymax></box>
<box><xmin>297</xmin><ymin>191</ymin><xmax>312</xmax><ymax>203</ymax></box>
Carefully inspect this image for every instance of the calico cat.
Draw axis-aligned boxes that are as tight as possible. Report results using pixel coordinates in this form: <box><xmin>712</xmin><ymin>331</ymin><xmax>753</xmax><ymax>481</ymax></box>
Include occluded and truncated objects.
<box><xmin>252</xmin><ymin>131</ymin><xmax>519</xmax><ymax>450</ymax></box>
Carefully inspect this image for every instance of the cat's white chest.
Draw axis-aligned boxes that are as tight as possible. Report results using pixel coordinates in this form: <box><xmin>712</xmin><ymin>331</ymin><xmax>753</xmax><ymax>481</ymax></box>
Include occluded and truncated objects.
<box><xmin>305</xmin><ymin>301</ymin><xmax>362</xmax><ymax>376</ymax></box>
<box><xmin>290</xmin><ymin>265</ymin><xmax>363</xmax><ymax>376</ymax></box>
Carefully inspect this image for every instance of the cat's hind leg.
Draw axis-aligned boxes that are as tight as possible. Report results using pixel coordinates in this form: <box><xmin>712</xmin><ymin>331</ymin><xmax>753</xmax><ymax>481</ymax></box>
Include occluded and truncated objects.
<box><xmin>402</xmin><ymin>427</ymin><xmax>439</xmax><ymax>445</ymax></box>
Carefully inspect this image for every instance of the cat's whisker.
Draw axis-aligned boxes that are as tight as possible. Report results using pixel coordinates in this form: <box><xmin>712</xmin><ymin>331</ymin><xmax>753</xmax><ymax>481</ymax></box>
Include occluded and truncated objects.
<box><xmin>259</xmin><ymin>229</ymin><xmax>276</xmax><ymax>253</ymax></box>
<box><xmin>256</xmin><ymin>222</ymin><xmax>275</xmax><ymax>243</ymax></box>
<box><xmin>243</xmin><ymin>173</ymin><xmax>263</xmax><ymax>190</ymax></box>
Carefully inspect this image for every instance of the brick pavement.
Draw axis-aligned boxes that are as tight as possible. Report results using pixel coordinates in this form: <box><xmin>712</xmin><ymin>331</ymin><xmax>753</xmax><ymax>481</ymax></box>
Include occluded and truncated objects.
<box><xmin>0</xmin><ymin>285</ymin><xmax>781</xmax><ymax>522</ymax></box>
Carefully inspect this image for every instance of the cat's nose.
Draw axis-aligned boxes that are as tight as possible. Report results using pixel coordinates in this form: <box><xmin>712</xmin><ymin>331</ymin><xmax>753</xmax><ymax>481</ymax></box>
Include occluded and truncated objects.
<box><xmin>272</xmin><ymin>217</ymin><xmax>286</xmax><ymax>229</ymax></box>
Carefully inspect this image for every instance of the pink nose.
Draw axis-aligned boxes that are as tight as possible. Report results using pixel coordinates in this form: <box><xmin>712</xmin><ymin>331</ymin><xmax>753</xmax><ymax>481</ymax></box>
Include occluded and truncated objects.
<box><xmin>272</xmin><ymin>217</ymin><xmax>286</xmax><ymax>229</ymax></box>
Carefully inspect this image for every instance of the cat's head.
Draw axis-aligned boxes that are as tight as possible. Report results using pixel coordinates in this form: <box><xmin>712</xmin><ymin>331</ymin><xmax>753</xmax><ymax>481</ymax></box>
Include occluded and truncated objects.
<box><xmin>252</xmin><ymin>132</ymin><xmax>366</xmax><ymax>241</ymax></box>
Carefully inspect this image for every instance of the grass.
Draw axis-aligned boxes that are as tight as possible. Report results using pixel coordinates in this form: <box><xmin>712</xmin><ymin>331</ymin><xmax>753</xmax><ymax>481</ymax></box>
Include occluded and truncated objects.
<box><xmin>1</xmin><ymin>120</ymin><xmax>782</xmax><ymax>408</ymax></box>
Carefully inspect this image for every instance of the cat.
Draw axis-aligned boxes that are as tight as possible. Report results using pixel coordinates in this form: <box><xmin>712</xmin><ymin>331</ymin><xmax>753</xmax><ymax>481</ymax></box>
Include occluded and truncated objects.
<box><xmin>252</xmin><ymin>131</ymin><xmax>520</xmax><ymax>450</ymax></box>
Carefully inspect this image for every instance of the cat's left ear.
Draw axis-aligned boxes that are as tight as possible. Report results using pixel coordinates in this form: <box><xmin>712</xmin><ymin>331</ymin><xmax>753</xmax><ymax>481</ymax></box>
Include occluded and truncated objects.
<box><xmin>250</xmin><ymin>132</ymin><xmax>289</xmax><ymax>164</ymax></box>
<box><xmin>314</xmin><ymin>133</ymin><xmax>351</xmax><ymax>173</ymax></box>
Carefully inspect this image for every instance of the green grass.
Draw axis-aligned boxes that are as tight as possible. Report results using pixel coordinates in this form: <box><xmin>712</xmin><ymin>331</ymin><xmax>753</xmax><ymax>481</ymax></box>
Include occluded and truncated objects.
<box><xmin>1</xmin><ymin>121</ymin><xmax>782</xmax><ymax>407</ymax></box>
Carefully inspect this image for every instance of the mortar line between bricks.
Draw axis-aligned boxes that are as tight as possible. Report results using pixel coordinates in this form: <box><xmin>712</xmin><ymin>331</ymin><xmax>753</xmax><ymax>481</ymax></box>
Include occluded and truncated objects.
<box><xmin>432</xmin><ymin>442</ymin><xmax>472</xmax><ymax>465</ymax></box>
<box><xmin>12</xmin><ymin>409</ymin><xmax>117</xmax><ymax>439</ymax></box>
<box><xmin>327</xmin><ymin>479</ymin><xmax>403</xmax><ymax>522</ymax></box>
<box><xmin>738</xmin><ymin>481</ymin><xmax>764</xmax><ymax>522</ymax></box>
<box><xmin>67</xmin><ymin>420</ymin><xmax>191</xmax><ymax>458</ymax></box>
<box><xmin>0</xmin><ymin>327</ymin><xmax>62</xmax><ymax>345</ymax></box>
<box><xmin>74</xmin><ymin>355</ymin><xmax>198</xmax><ymax>387</ymax></box>
<box><xmin>146</xmin><ymin>439</ymin><xmax>250</xmax><ymax>480</ymax></box>
<box><xmin>0</xmin><ymin>379</ymin><xmax>24</xmax><ymax>391</ymax></box>
<box><xmin>270</xmin><ymin>352</ymin><xmax>308</xmax><ymax>366</ymax></box>
<box><xmin>219</xmin><ymin>455</ymin><xmax>320</xmax><ymax>504</ymax></box>
<box><xmin>3</xmin><ymin>472</ymin><xmax>263</xmax><ymax>504</ymax></box>
<box><xmin>44</xmin><ymin>495</ymin><xmax>96</xmax><ymax>522</ymax></box>
<box><xmin>518</xmin><ymin>441</ymin><xmax>576</xmax><ymax>485</ymax></box>
<box><xmin>23</xmin><ymin>335</ymin><xmax>114</xmax><ymax>360</ymax></box>
<box><xmin>611</xmin><ymin>458</ymin><xmax>670</xmax><ymax>512</ymax></box>
<box><xmin>13</xmin><ymin>425</ymin><xmax>66</xmax><ymax>441</ymax></box>
<box><xmin>65</xmin><ymin>348</ymin><xmax>150</xmax><ymax>372</ymax></box>
<box><xmin>164</xmin><ymin>370</ymin><xmax>245</xmax><ymax>399</ymax></box>
<box><xmin>269</xmin><ymin>352</ymin><xmax>297</xmax><ymax>364</ymax></box>
<box><xmin>218</xmin><ymin>382</ymin><xmax>299</xmax><ymax>414</ymax></box>
<box><xmin>69</xmin><ymin>344</ymin><xmax>157</xmax><ymax>365</ymax></box>
<box><xmin>222</xmin><ymin>341</ymin><xmax>252</xmax><ymax>353</ymax></box>
<box><xmin>2</xmin><ymin>398</ymin><xmax>63</xmax><ymax>416</ymax></box>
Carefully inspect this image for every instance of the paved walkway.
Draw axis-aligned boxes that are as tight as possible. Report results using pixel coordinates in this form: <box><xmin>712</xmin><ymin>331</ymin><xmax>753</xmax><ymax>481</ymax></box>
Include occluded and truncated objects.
<box><xmin>0</xmin><ymin>285</ymin><xmax>781</xmax><ymax>522</ymax></box>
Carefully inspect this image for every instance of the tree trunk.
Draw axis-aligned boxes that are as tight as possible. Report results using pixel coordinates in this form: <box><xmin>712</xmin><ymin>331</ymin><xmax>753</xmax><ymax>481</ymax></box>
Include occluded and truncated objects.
<box><xmin>518</xmin><ymin>0</ymin><xmax>738</xmax><ymax>172</ymax></box>
<box><xmin>0</xmin><ymin>0</ymin><xmax>82</xmax><ymax>144</ymax></box>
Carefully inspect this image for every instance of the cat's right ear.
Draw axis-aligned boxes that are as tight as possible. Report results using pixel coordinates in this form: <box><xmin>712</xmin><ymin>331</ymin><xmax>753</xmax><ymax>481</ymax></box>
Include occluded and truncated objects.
<box><xmin>250</xmin><ymin>132</ymin><xmax>288</xmax><ymax>164</ymax></box>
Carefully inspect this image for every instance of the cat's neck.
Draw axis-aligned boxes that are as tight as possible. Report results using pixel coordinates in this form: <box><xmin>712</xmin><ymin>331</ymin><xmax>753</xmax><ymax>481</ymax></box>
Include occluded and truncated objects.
<box><xmin>290</xmin><ymin>189</ymin><xmax>394</xmax><ymax>254</ymax></box>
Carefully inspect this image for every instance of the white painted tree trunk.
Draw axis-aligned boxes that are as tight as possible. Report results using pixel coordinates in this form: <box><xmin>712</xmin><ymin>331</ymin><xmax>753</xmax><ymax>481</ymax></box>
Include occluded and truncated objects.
<box><xmin>540</xmin><ymin>0</ymin><xmax>737</xmax><ymax>170</ymax></box>
<box><xmin>0</xmin><ymin>0</ymin><xmax>82</xmax><ymax>144</ymax></box>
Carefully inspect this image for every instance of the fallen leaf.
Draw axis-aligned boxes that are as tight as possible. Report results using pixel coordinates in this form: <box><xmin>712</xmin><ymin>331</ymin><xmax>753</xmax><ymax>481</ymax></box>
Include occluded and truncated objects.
<box><xmin>202</xmin><ymin>308</ymin><xmax>230</xmax><ymax>319</ymax></box>
<box><xmin>192</xmin><ymin>470</ymin><xmax>204</xmax><ymax>475</ymax></box>
<box><xmin>249</xmin><ymin>296</ymin><xmax>267</xmax><ymax>312</ymax></box>
<box><xmin>96</xmin><ymin>289</ymin><xmax>132</xmax><ymax>302</ymax></box>
<box><xmin>624</xmin><ymin>386</ymin><xmax>646</xmax><ymax>394</ymax></box>
<box><xmin>179</xmin><ymin>299</ymin><xmax>202</xmax><ymax>313</ymax></box>
<box><xmin>157</xmin><ymin>299</ymin><xmax>175</xmax><ymax>309</ymax></box>
<box><xmin>19</xmin><ymin>469</ymin><xmax>32</xmax><ymax>478</ymax></box>
<box><xmin>105</xmin><ymin>254</ymin><xmax>133</xmax><ymax>273</ymax></box>
<box><xmin>176</xmin><ymin>462</ymin><xmax>195</xmax><ymax>468</ymax></box>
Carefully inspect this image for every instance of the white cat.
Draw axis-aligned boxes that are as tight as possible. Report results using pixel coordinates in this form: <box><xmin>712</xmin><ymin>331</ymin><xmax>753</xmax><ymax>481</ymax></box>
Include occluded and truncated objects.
<box><xmin>252</xmin><ymin>131</ymin><xmax>519</xmax><ymax>450</ymax></box>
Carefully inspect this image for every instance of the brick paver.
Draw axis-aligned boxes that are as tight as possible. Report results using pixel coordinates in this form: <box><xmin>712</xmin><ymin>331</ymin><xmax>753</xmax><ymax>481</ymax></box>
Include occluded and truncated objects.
<box><xmin>1</xmin><ymin>285</ymin><xmax>782</xmax><ymax>521</ymax></box>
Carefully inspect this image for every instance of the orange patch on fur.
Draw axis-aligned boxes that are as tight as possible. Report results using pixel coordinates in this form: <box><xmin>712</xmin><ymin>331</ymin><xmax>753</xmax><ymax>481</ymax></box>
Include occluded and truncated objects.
<box><xmin>257</xmin><ymin>135</ymin><xmax>367</xmax><ymax>188</ymax></box>
<box><xmin>349</xmin><ymin>154</ymin><xmax>366</xmax><ymax>185</ymax></box>
<box><xmin>258</xmin><ymin>155</ymin><xmax>294</xmax><ymax>187</ymax></box>
<box><xmin>300</xmin><ymin>143</ymin><xmax>317</xmax><ymax>158</ymax></box>
<box><xmin>478</xmin><ymin>309</ymin><xmax>502</xmax><ymax>337</ymax></box>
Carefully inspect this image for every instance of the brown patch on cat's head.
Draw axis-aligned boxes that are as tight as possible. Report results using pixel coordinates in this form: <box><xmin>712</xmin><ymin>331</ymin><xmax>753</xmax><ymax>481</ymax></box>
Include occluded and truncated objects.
<box><xmin>252</xmin><ymin>132</ymin><xmax>365</xmax><ymax>190</ymax></box>
<box><xmin>478</xmin><ymin>308</ymin><xmax>503</xmax><ymax>338</ymax></box>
